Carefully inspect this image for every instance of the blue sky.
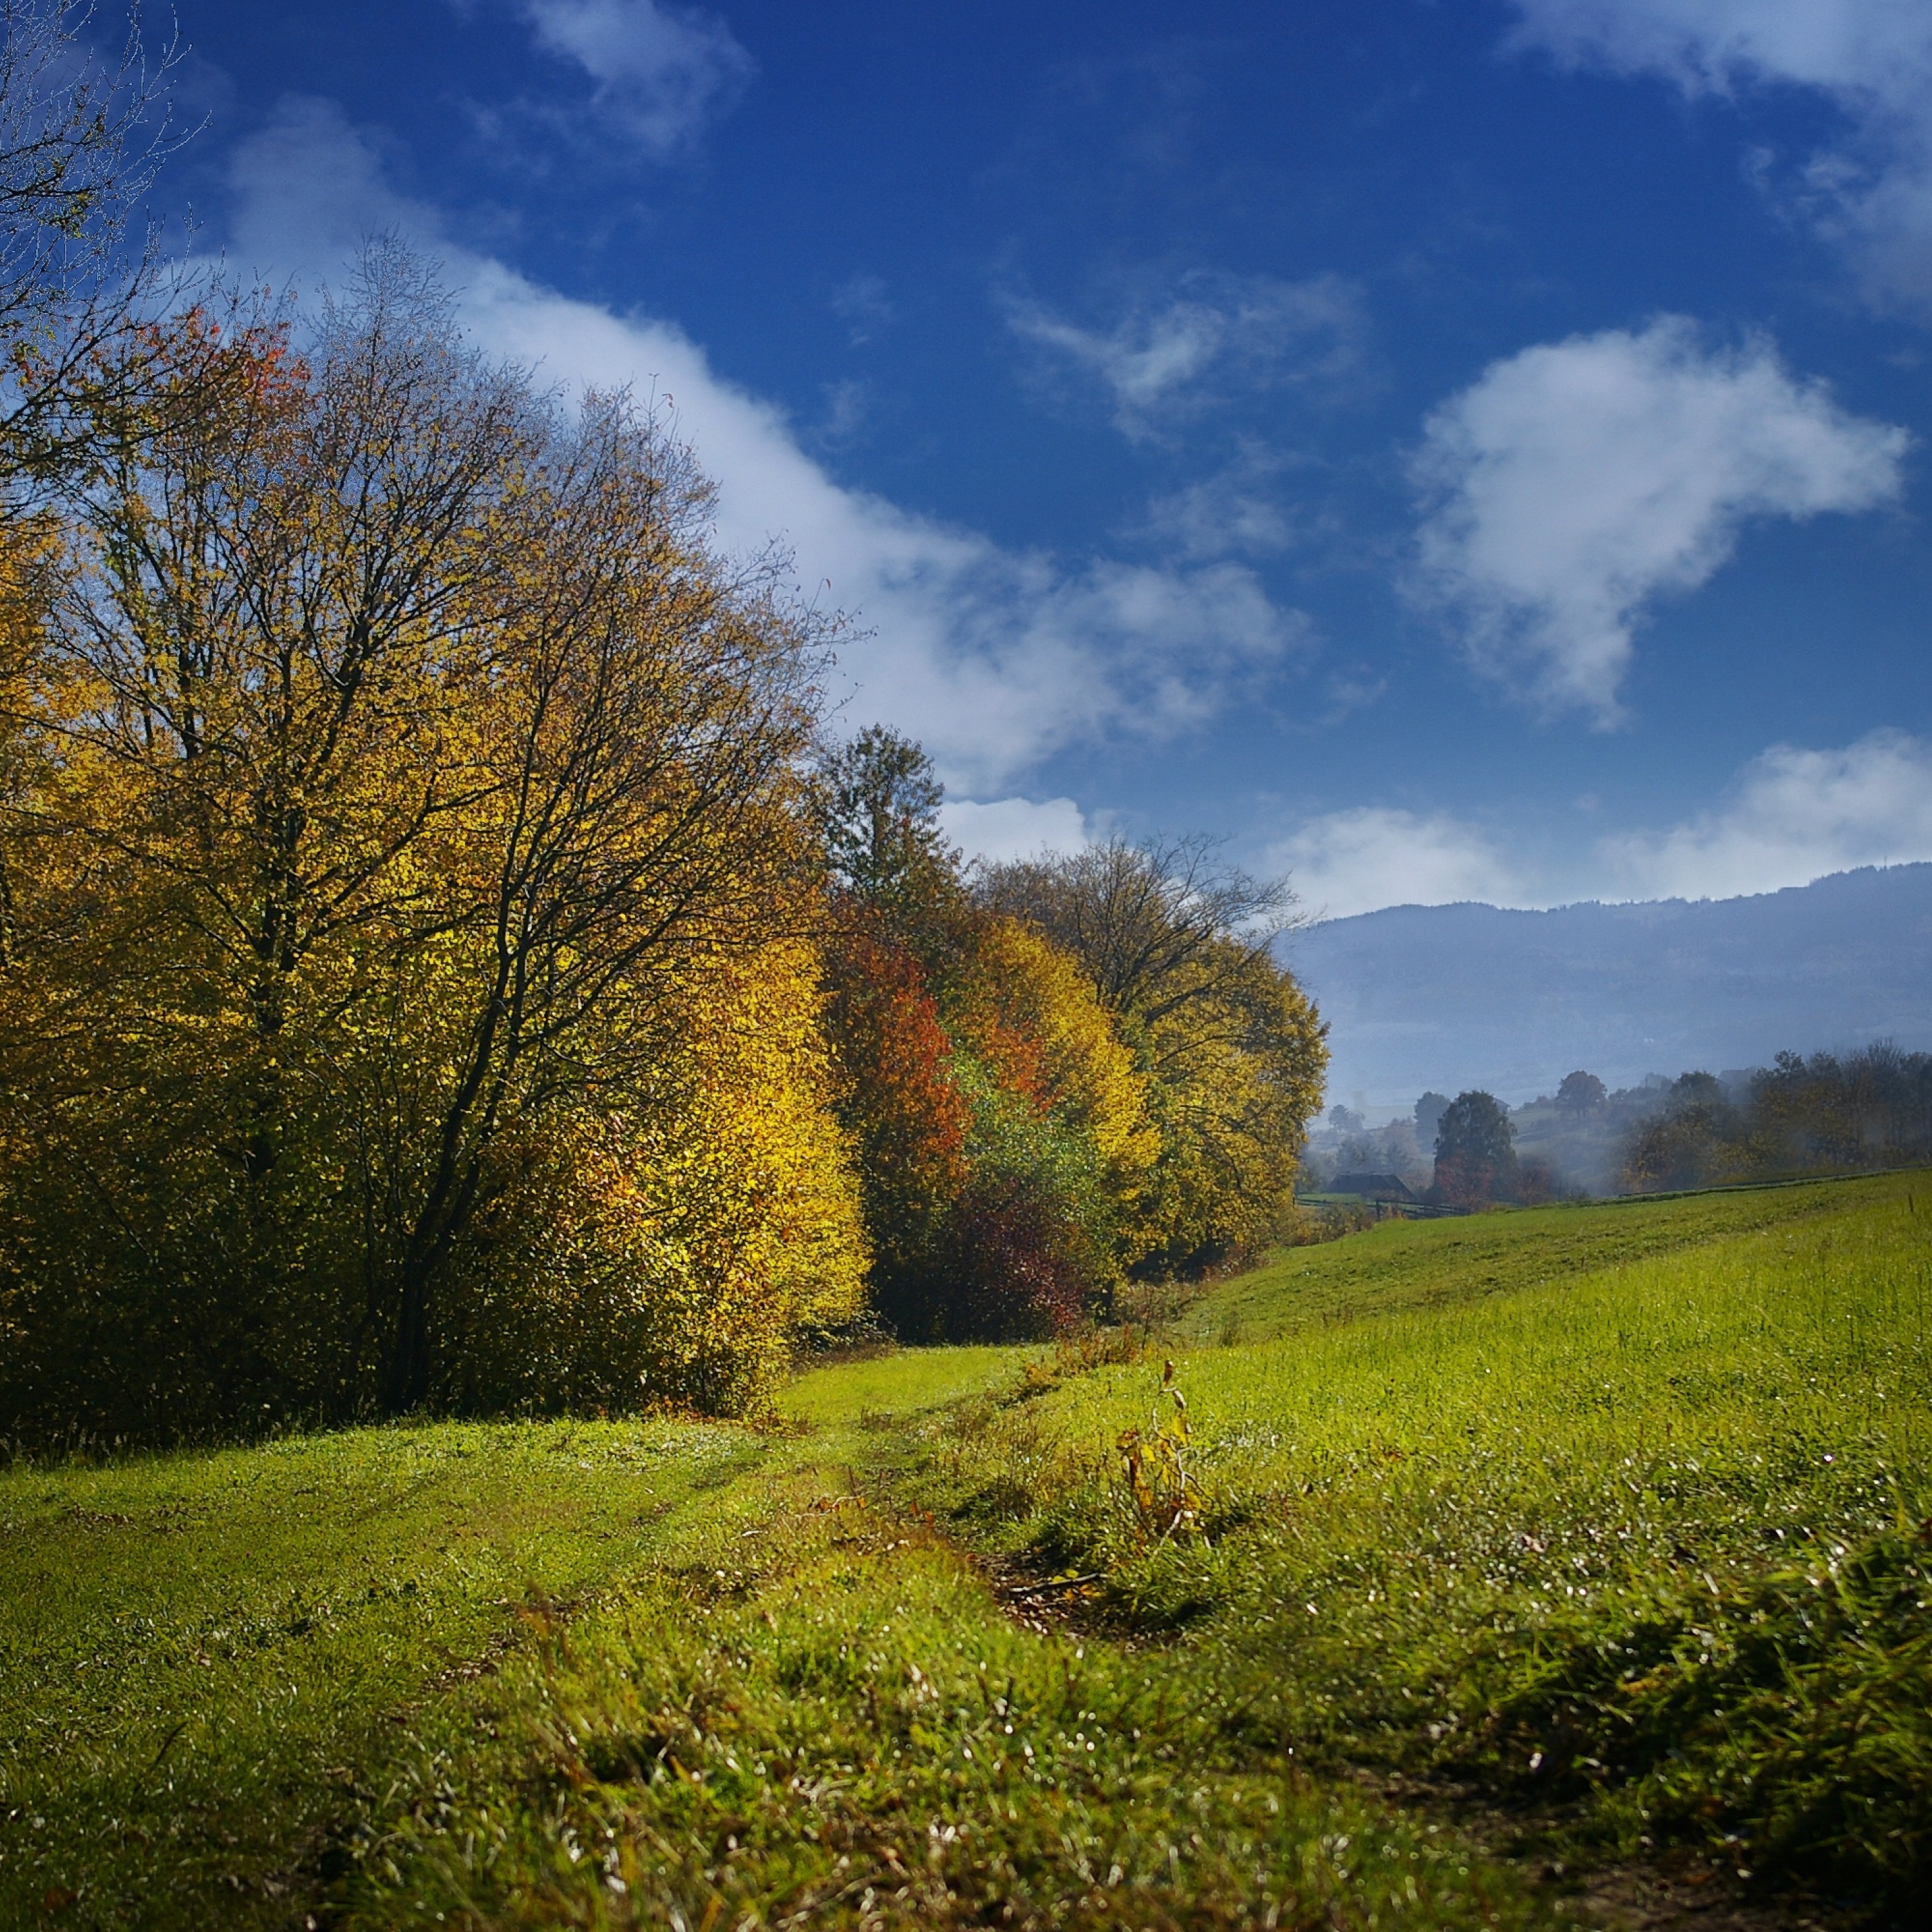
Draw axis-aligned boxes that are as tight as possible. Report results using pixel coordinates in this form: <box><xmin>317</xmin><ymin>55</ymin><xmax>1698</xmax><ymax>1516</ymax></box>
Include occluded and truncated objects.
<box><xmin>158</xmin><ymin>0</ymin><xmax>1932</xmax><ymax>916</ymax></box>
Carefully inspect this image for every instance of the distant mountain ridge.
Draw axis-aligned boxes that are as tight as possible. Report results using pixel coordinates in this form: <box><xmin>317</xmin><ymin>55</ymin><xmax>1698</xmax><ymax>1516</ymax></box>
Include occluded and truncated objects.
<box><xmin>1281</xmin><ymin>864</ymin><xmax>1932</xmax><ymax>1114</ymax></box>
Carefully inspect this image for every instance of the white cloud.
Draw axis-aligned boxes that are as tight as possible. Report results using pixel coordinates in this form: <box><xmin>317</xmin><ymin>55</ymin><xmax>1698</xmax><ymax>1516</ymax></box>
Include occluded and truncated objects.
<box><xmin>1601</xmin><ymin>727</ymin><xmax>1932</xmax><ymax>899</ymax></box>
<box><xmin>517</xmin><ymin>0</ymin><xmax>754</xmax><ymax>155</ymax></box>
<box><xmin>221</xmin><ymin>99</ymin><xmax>1310</xmax><ymax>794</ymax></box>
<box><xmin>939</xmin><ymin>796</ymin><xmax>1089</xmax><ymax>867</ymax></box>
<box><xmin>1007</xmin><ymin>271</ymin><xmax>1367</xmax><ymax>441</ymax></box>
<box><xmin>1270</xmin><ymin>731</ymin><xmax>1932</xmax><ymax>923</ymax></box>
<box><xmin>1506</xmin><ymin>1</ymin><xmax>1932</xmax><ymax>311</ymax></box>
<box><xmin>1268</xmin><ymin>807</ymin><xmax>1523</xmax><ymax>922</ymax></box>
<box><xmin>1411</xmin><ymin>316</ymin><xmax>1908</xmax><ymax>722</ymax></box>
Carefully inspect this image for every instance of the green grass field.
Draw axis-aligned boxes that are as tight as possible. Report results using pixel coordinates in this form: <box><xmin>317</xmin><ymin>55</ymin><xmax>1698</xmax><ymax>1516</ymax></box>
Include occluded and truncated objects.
<box><xmin>3</xmin><ymin>1173</ymin><xmax>1926</xmax><ymax>1929</ymax></box>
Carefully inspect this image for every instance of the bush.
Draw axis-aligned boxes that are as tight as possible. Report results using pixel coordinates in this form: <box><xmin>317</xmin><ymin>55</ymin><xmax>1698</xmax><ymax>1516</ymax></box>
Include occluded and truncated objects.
<box><xmin>930</xmin><ymin>1172</ymin><xmax>1092</xmax><ymax>1340</ymax></box>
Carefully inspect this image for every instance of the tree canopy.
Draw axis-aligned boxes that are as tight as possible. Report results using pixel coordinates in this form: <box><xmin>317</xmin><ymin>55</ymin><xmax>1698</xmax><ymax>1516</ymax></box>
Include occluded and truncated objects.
<box><xmin>1</xmin><ymin>252</ymin><xmax>866</xmax><ymax>1438</ymax></box>
<box><xmin>1432</xmin><ymin>1090</ymin><xmax>1519</xmax><ymax>1208</ymax></box>
<box><xmin>979</xmin><ymin>834</ymin><xmax>1326</xmax><ymax>1274</ymax></box>
<box><xmin>1556</xmin><ymin>1070</ymin><xmax>1606</xmax><ymax>1113</ymax></box>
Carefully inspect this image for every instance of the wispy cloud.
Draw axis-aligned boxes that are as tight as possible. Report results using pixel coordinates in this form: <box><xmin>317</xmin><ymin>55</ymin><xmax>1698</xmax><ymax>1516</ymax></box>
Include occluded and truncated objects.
<box><xmin>829</xmin><ymin>272</ymin><xmax>894</xmax><ymax>346</ymax></box>
<box><xmin>1137</xmin><ymin>444</ymin><xmax>1313</xmax><ymax>561</ymax></box>
<box><xmin>1506</xmin><ymin>0</ymin><xmax>1932</xmax><ymax>313</ymax></box>
<box><xmin>515</xmin><ymin>0</ymin><xmax>754</xmax><ymax>156</ymax></box>
<box><xmin>220</xmin><ymin>98</ymin><xmax>1312</xmax><ymax>795</ymax></box>
<box><xmin>1266</xmin><ymin>729</ymin><xmax>1932</xmax><ymax>923</ymax></box>
<box><xmin>1411</xmin><ymin>316</ymin><xmax>1908</xmax><ymax>724</ymax></box>
<box><xmin>1601</xmin><ymin>727</ymin><xmax>1932</xmax><ymax>899</ymax></box>
<box><xmin>1006</xmin><ymin>270</ymin><xmax>1369</xmax><ymax>442</ymax></box>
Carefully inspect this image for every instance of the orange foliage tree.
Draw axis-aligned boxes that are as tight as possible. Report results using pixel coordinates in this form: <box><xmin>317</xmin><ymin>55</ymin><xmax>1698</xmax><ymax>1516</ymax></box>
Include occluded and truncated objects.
<box><xmin>820</xmin><ymin>921</ymin><xmax>972</xmax><ymax>1334</ymax></box>
<box><xmin>813</xmin><ymin>729</ymin><xmax>1167</xmax><ymax>1340</ymax></box>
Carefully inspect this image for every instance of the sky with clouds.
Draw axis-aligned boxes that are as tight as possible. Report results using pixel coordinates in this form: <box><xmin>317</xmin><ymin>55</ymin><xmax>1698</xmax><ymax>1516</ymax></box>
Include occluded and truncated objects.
<box><xmin>156</xmin><ymin>0</ymin><xmax>1932</xmax><ymax>917</ymax></box>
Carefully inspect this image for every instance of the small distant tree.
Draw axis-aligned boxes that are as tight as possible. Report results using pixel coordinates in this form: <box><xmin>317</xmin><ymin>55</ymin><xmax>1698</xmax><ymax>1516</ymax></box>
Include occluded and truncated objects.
<box><xmin>1328</xmin><ymin>1104</ymin><xmax>1365</xmax><ymax>1136</ymax></box>
<box><xmin>1433</xmin><ymin>1090</ymin><xmax>1519</xmax><ymax>1208</ymax></box>
<box><xmin>1414</xmin><ymin>1091</ymin><xmax>1450</xmax><ymax>1141</ymax></box>
<box><xmin>1556</xmin><ymin>1070</ymin><xmax>1606</xmax><ymax>1114</ymax></box>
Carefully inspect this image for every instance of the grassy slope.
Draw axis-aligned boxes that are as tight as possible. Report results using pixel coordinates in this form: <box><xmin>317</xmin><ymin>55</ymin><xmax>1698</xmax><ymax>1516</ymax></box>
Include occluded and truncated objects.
<box><xmin>2</xmin><ymin>1353</ymin><xmax>1554</xmax><ymax>1932</ymax></box>
<box><xmin>2</xmin><ymin>1174</ymin><xmax>1925</xmax><ymax>1927</ymax></box>
<box><xmin>910</xmin><ymin>1173</ymin><xmax>1932</xmax><ymax>1907</ymax></box>
<box><xmin>781</xmin><ymin>1342</ymin><xmax>1040</xmax><ymax>1426</ymax></box>
<box><xmin>1189</xmin><ymin>1177</ymin><xmax>1909</xmax><ymax>1346</ymax></box>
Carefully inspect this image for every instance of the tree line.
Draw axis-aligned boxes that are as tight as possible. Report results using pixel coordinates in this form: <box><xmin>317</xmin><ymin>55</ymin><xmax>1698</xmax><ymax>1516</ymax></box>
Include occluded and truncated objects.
<box><xmin>1620</xmin><ymin>1046</ymin><xmax>1932</xmax><ymax>1193</ymax></box>
<box><xmin>814</xmin><ymin>733</ymin><xmax>1326</xmax><ymax>1344</ymax></box>
<box><xmin>0</xmin><ymin>11</ymin><xmax>1327</xmax><ymax>1446</ymax></box>
<box><xmin>1325</xmin><ymin>1050</ymin><xmax>1932</xmax><ymax>1212</ymax></box>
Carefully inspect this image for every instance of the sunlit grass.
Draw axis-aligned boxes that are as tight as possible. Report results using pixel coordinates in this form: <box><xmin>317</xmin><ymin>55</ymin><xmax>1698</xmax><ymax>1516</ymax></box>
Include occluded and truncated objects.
<box><xmin>337</xmin><ymin>1473</ymin><xmax>1571</xmax><ymax>1932</ymax></box>
<box><xmin>780</xmin><ymin>1342</ymin><xmax>1040</xmax><ymax>1425</ymax></box>
<box><xmin>1187</xmin><ymin>1173</ymin><xmax>1911</xmax><ymax>1346</ymax></box>
<box><xmin>909</xmin><ymin>1170</ymin><xmax>1932</xmax><ymax>1903</ymax></box>
<box><xmin>0</xmin><ymin>1419</ymin><xmax>754</xmax><ymax>1927</ymax></box>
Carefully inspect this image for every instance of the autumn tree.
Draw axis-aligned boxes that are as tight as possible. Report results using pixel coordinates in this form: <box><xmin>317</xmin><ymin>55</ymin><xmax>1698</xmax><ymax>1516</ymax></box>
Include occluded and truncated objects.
<box><xmin>938</xmin><ymin>914</ymin><xmax>1160</xmax><ymax>1330</ymax></box>
<box><xmin>0</xmin><ymin>248</ymin><xmax>866</xmax><ymax>1440</ymax></box>
<box><xmin>819</xmin><ymin>922</ymin><xmax>971</xmax><ymax>1328</ymax></box>
<box><xmin>979</xmin><ymin>834</ymin><xmax>1326</xmax><ymax>1272</ymax></box>
<box><xmin>812</xmin><ymin>732</ymin><xmax>1170</xmax><ymax>1338</ymax></box>
<box><xmin>1431</xmin><ymin>1090</ymin><xmax>1519</xmax><ymax>1208</ymax></box>
<box><xmin>0</xmin><ymin>0</ymin><xmax>213</xmax><ymax>498</ymax></box>
<box><xmin>0</xmin><ymin>0</ymin><xmax>194</xmax><ymax>1008</ymax></box>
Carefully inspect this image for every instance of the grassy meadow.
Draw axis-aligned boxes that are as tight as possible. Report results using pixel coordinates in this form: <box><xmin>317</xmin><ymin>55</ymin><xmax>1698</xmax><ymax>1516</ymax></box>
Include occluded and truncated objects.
<box><xmin>2</xmin><ymin>1173</ymin><xmax>1926</xmax><ymax>1928</ymax></box>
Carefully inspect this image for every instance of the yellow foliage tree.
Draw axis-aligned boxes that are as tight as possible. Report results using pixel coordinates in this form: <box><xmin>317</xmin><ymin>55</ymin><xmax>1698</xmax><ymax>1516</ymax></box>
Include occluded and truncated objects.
<box><xmin>950</xmin><ymin>915</ymin><xmax>1158</xmax><ymax>1247</ymax></box>
<box><xmin>979</xmin><ymin>836</ymin><xmax>1327</xmax><ymax>1273</ymax></box>
<box><xmin>0</xmin><ymin>253</ymin><xmax>867</xmax><ymax>1442</ymax></box>
<box><xmin>436</xmin><ymin>935</ymin><xmax>867</xmax><ymax>1415</ymax></box>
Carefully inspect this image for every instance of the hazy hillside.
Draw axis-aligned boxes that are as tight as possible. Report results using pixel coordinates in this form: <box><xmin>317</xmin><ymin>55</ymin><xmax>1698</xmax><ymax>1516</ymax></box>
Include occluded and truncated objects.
<box><xmin>1284</xmin><ymin>863</ymin><xmax>1932</xmax><ymax>1113</ymax></box>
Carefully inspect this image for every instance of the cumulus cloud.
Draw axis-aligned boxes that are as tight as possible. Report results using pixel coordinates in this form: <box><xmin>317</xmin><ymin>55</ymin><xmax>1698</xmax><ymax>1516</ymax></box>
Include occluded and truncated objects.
<box><xmin>516</xmin><ymin>0</ymin><xmax>754</xmax><ymax>155</ymax></box>
<box><xmin>220</xmin><ymin>98</ymin><xmax>1309</xmax><ymax>794</ymax></box>
<box><xmin>1268</xmin><ymin>807</ymin><xmax>1523</xmax><ymax>922</ymax></box>
<box><xmin>1601</xmin><ymin>727</ymin><xmax>1932</xmax><ymax>899</ymax></box>
<box><xmin>938</xmin><ymin>796</ymin><xmax>1090</xmax><ymax>867</ymax></box>
<box><xmin>1411</xmin><ymin>316</ymin><xmax>1908</xmax><ymax>723</ymax></box>
<box><xmin>1506</xmin><ymin>0</ymin><xmax>1932</xmax><ymax>312</ymax></box>
<box><xmin>1006</xmin><ymin>270</ymin><xmax>1368</xmax><ymax>442</ymax></box>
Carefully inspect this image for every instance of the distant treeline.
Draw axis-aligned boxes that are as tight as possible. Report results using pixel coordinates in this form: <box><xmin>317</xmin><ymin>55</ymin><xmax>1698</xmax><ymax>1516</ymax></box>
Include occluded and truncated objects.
<box><xmin>1622</xmin><ymin>1045</ymin><xmax>1932</xmax><ymax>1193</ymax></box>
<box><xmin>1309</xmin><ymin>1045</ymin><xmax>1932</xmax><ymax>1209</ymax></box>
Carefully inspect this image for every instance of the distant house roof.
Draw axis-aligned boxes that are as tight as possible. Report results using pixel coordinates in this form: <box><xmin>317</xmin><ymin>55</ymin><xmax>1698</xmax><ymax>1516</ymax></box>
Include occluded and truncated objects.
<box><xmin>1328</xmin><ymin>1172</ymin><xmax>1417</xmax><ymax>1202</ymax></box>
